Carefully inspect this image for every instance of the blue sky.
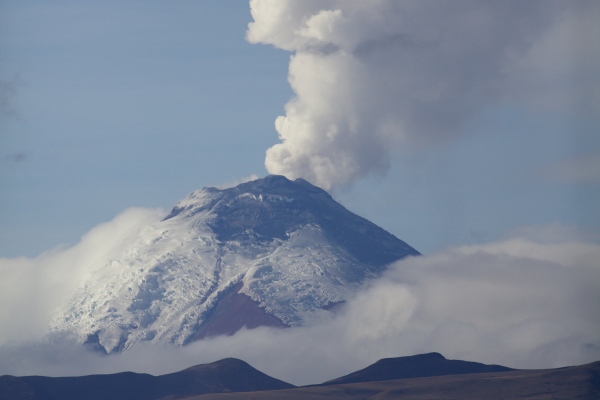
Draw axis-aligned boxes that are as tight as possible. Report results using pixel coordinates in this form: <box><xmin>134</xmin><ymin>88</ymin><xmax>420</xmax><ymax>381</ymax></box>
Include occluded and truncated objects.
<box><xmin>0</xmin><ymin>1</ymin><xmax>290</xmax><ymax>256</ymax></box>
<box><xmin>1</xmin><ymin>0</ymin><xmax>599</xmax><ymax>257</ymax></box>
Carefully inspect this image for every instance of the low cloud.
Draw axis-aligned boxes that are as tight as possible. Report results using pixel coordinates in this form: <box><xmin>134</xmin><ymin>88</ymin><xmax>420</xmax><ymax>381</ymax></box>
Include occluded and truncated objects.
<box><xmin>1</xmin><ymin>217</ymin><xmax>598</xmax><ymax>385</ymax></box>
<box><xmin>248</xmin><ymin>0</ymin><xmax>599</xmax><ymax>190</ymax></box>
<box><xmin>0</xmin><ymin>208</ymin><xmax>165</xmax><ymax>345</ymax></box>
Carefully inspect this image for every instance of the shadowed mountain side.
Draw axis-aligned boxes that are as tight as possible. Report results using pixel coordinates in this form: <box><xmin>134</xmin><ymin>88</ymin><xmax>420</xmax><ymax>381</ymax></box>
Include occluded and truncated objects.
<box><xmin>178</xmin><ymin>361</ymin><xmax>600</xmax><ymax>400</ymax></box>
<box><xmin>322</xmin><ymin>352</ymin><xmax>513</xmax><ymax>385</ymax></box>
<box><xmin>0</xmin><ymin>358</ymin><xmax>294</xmax><ymax>400</ymax></box>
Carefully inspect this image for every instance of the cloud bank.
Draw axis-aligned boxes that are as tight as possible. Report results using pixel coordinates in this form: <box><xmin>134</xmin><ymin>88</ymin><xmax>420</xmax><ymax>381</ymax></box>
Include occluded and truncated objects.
<box><xmin>248</xmin><ymin>0</ymin><xmax>600</xmax><ymax>190</ymax></box>
<box><xmin>1</xmin><ymin>211</ymin><xmax>598</xmax><ymax>385</ymax></box>
<box><xmin>0</xmin><ymin>208</ymin><xmax>164</xmax><ymax>344</ymax></box>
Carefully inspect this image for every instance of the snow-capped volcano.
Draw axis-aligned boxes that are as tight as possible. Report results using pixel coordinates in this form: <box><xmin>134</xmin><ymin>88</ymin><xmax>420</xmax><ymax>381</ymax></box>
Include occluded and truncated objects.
<box><xmin>51</xmin><ymin>175</ymin><xmax>419</xmax><ymax>353</ymax></box>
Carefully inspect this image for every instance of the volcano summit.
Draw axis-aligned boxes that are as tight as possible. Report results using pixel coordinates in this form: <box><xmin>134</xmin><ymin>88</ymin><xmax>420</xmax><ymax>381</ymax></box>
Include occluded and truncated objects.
<box><xmin>51</xmin><ymin>175</ymin><xmax>419</xmax><ymax>353</ymax></box>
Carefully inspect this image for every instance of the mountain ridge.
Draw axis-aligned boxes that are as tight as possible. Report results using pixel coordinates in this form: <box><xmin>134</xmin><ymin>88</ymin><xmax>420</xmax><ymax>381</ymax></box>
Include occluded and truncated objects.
<box><xmin>321</xmin><ymin>352</ymin><xmax>513</xmax><ymax>385</ymax></box>
<box><xmin>3</xmin><ymin>354</ymin><xmax>598</xmax><ymax>400</ymax></box>
<box><xmin>0</xmin><ymin>357</ymin><xmax>294</xmax><ymax>400</ymax></box>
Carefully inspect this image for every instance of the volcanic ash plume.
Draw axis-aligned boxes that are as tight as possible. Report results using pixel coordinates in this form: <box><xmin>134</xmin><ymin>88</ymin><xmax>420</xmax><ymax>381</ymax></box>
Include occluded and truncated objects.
<box><xmin>247</xmin><ymin>0</ymin><xmax>592</xmax><ymax>190</ymax></box>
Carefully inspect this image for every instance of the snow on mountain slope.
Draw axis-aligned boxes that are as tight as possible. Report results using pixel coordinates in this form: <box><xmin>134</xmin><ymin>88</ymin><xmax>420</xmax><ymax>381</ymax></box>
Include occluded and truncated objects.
<box><xmin>50</xmin><ymin>175</ymin><xmax>419</xmax><ymax>353</ymax></box>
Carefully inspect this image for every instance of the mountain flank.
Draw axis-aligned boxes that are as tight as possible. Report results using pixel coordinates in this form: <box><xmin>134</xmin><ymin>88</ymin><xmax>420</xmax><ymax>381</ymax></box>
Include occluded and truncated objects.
<box><xmin>0</xmin><ymin>358</ymin><xmax>293</xmax><ymax>400</ymax></box>
<box><xmin>185</xmin><ymin>361</ymin><xmax>600</xmax><ymax>400</ymax></box>
<box><xmin>3</xmin><ymin>354</ymin><xmax>598</xmax><ymax>400</ymax></box>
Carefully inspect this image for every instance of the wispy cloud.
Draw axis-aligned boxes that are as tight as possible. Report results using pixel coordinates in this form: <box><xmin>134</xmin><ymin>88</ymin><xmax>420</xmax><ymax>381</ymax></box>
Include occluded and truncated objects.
<box><xmin>0</xmin><ymin>208</ymin><xmax>165</xmax><ymax>345</ymax></box>
<box><xmin>0</xmin><ymin>75</ymin><xmax>23</xmax><ymax>120</ymax></box>
<box><xmin>5</xmin><ymin>152</ymin><xmax>27</xmax><ymax>163</ymax></box>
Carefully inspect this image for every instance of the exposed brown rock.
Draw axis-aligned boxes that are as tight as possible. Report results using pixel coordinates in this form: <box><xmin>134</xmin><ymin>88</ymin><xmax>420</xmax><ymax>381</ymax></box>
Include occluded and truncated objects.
<box><xmin>192</xmin><ymin>282</ymin><xmax>288</xmax><ymax>340</ymax></box>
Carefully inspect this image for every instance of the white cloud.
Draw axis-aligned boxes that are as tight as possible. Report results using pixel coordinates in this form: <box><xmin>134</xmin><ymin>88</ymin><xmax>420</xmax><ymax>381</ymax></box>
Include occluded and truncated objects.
<box><xmin>1</xmin><ymin>223</ymin><xmax>597</xmax><ymax>386</ymax></box>
<box><xmin>511</xmin><ymin>0</ymin><xmax>600</xmax><ymax>114</ymax></box>
<box><xmin>0</xmin><ymin>208</ymin><xmax>164</xmax><ymax>344</ymax></box>
<box><xmin>248</xmin><ymin>0</ymin><xmax>600</xmax><ymax>190</ymax></box>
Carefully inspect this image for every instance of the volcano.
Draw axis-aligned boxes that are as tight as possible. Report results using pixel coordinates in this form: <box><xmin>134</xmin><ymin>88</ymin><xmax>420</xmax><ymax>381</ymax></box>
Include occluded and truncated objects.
<box><xmin>51</xmin><ymin>175</ymin><xmax>419</xmax><ymax>353</ymax></box>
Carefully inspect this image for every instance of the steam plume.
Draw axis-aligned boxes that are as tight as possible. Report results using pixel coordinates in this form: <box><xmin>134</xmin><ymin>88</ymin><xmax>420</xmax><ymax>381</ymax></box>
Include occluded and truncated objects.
<box><xmin>248</xmin><ymin>0</ymin><xmax>598</xmax><ymax>190</ymax></box>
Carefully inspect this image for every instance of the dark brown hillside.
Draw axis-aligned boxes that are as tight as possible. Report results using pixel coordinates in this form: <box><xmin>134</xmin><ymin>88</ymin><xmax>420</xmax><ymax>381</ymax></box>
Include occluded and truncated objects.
<box><xmin>0</xmin><ymin>358</ymin><xmax>293</xmax><ymax>400</ymax></box>
<box><xmin>2</xmin><ymin>354</ymin><xmax>598</xmax><ymax>400</ymax></box>
<box><xmin>322</xmin><ymin>352</ymin><xmax>513</xmax><ymax>385</ymax></box>
<box><xmin>182</xmin><ymin>361</ymin><xmax>600</xmax><ymax>400</ymax></box>
<box><xmin>156</xmin><ymin>358</ymin><xmax>293</xmax><ymax>395</ymax></box>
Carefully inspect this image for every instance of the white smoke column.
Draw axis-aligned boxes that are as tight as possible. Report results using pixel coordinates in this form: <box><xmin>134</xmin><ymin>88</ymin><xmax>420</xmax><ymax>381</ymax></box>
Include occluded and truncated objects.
<box><xmin>247</xmin><ymin>0</ymin><xmax>592</xmax><ymax>190</ymax></box>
